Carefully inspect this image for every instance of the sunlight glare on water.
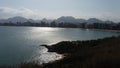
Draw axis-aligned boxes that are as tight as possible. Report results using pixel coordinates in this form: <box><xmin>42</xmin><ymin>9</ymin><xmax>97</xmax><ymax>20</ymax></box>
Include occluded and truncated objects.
<box><xmin>0</xmin><ymin>26</ymin><xmax>120</xmax><ymax>65</ymax></box>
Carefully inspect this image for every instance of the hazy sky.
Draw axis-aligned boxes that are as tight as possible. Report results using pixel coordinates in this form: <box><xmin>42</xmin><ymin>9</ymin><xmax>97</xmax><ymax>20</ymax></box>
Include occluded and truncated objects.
<box><xmin>0</xmin><ymin>0</ymin><xmax>120</xmax><ymax>22</ymax></box>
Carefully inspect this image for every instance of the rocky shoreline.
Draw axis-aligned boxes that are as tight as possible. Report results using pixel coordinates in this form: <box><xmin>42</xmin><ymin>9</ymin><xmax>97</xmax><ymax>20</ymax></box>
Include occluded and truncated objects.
<box><xmin>39</xmin><ymin>36</ymin><xmax>120</xmax><ymax>68</ymax></box>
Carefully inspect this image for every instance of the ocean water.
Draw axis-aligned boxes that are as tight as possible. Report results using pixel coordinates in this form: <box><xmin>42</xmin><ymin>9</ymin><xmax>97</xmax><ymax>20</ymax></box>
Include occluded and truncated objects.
<box><xmin>0</xmin><ymin>26</ymin><xmax>119</xmax><ymax>65</ymax></box>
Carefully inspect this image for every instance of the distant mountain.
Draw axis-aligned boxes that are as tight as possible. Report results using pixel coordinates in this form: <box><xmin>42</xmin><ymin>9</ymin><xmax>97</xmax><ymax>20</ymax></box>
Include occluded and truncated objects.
<box><xmin>76</xmin><ymin>19</ymin><xmax>87</xmax><ymax>23</ymax></box>
<box><xmin>56</xmin><ymin>16</ymin><xmax>76</xmax><ymax>23</ymax></box>
<box><xmin>0</xmin><ymin>16</ymin><xmax>28</xmax><ymax>23</ymax></box>
<box><xmin>55</xmin><ymin>16</ymin><xmax>86</xmax><ymax>24</ymax></box>
<box><xmin>104</xmin><ymin>20</ymin><xmax>114</xmax><ymax>24</ymax></box>
<box><xmin>0</xmin><ymin>16</ymin><xmax>115</xmax><ymax>24</ymax></box>
<box><xmin>41</xmin><ymin>18</ymin><xmax>53</xmax><ymax>23</ymax></box>
<box><xmin>7</xmin><ymin>16</ymin><xmax>28</xmax><ymax>23</ymax></box>
<box><xmin>87</xmin><ymin>18</ymin><xmax>103</xmax><ymax>24</ymax></box>
<box><xmin>0</xmin><ymin>16</ymin><xmax>41</xmax><ymax>23</ymax></box>
<box><xmin>55</xmin><ymin>16</ymin><xmax>113</xmax><ymax>24</ymax></box>
<box><xmin>0</xmin><ymin>16</ymin><xmax>119</xmax><ymax>30</ymax></box>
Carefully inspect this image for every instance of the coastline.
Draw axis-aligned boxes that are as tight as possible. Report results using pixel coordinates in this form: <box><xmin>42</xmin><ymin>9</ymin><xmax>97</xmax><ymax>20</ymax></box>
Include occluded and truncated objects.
<box><xmin>0</xmin><ymin>25</ymin><xmax>120</xmax><ymax>33</ymax></box>
<box><xmin>41</xmin><ymin>36</ymin><xmax>120</xmax><ymax>68</ymax></box>
<box><xmin>1</xmin><ymin>36</ymin><xmax>120</xmax><ymax>68</ymax></box>
<box><xmin>88</xmin><ymin>28</ymin><xmax>120</xmax><ymax>33</ymax></box>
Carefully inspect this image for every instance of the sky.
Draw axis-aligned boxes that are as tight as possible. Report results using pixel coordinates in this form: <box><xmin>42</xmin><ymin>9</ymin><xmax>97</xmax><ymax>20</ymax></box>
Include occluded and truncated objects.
<box><xmin>0</xmin><ymin>0</ymin><xmax>120</xmax><ymax>22</ymax></box>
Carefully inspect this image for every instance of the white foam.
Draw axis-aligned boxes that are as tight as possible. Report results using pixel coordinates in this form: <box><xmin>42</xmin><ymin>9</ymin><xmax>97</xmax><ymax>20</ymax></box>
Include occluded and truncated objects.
<box><xmin>31</xmin><ymin>46</ymin><xmax>63</xmax><ymax>64</ymax></box>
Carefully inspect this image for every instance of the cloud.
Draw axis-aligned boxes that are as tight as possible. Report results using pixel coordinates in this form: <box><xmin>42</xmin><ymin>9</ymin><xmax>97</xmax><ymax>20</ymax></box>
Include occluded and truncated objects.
<box><xmin>98</xmin><ymin>12</ymin><xmax>120</xmax><ymax>22</ymax></box>
<box><xmin>0</xmin><ymin>7</ymin><xmax>40</xmax><ymax>19</ymax></box>
<box><xmin>0</xmin><ymin>7</ymin><xmax>65</xmax><ymax>20</ymax></box>
<box><xmin>0</xmin><ymin>7</ymin><xmax>120</xmax><ymax>22</ymax></box>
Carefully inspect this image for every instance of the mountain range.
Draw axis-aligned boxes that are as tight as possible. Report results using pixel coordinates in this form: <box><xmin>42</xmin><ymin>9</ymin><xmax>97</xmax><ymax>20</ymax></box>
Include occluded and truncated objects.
<box><xmin>0</xmin><ymin>16</ymin><xmax>116</xmax><ymax>24</ymax></box>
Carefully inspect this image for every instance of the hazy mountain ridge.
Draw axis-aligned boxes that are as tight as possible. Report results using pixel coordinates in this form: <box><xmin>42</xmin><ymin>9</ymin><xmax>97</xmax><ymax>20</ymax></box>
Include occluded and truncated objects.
<box><xmin>0</xmin><ymin>16</ymin><xmax>120</xmax><ymax>30</ymax></box>
<box><xmin>0</xmin><ymin>16</ymin><xmax>118</xmax><ymax>24</ymax></box>
<box><xmin>0</xmin><ymin>16</ymin><xmax>39</xmax><ymax>23</ymax></box>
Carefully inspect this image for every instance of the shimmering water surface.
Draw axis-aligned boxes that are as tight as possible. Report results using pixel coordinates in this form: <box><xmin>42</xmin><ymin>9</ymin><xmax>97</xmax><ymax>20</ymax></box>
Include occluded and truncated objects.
<box><xmin>0</xmin><ymin>26</ymin><xmax>120</xmax><ymax>65</ymax></box>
